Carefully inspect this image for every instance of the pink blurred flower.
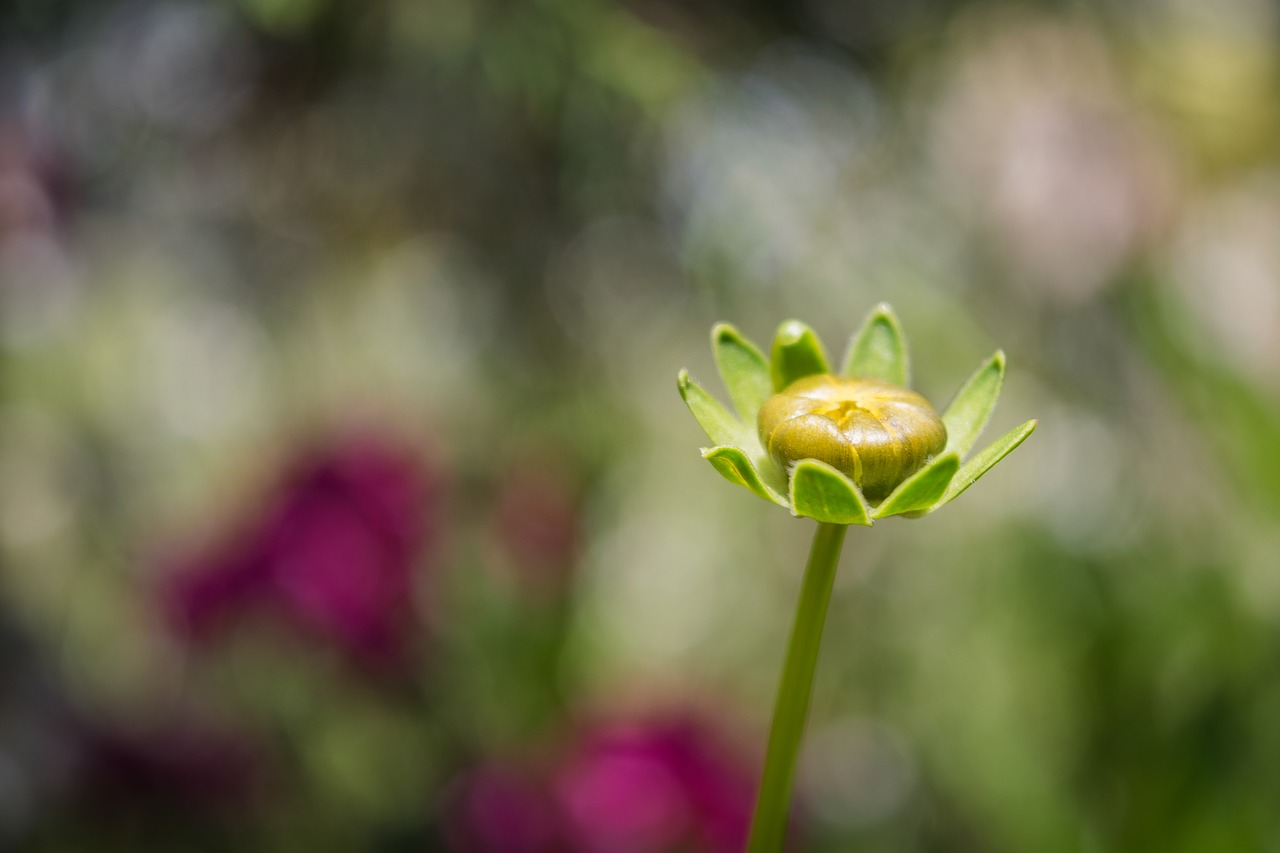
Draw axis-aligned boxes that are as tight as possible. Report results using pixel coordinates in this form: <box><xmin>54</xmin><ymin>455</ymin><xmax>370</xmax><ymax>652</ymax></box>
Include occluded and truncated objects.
<box><xmin>446</xmin><ymin>716</ymin><xmax>755</xmax><ymax>853</ymax></box>
<box><xmin>162</xmin><ymin>433</ymin><xmax>440</xmax><ymax>669</ymax></box>
<box><xmin>929</xmin><ymin>18</ymin><xmax>1177</xmax><ymax>303</ymax></box>
<box><xmin>0</xmin><ymin>124</ymin><xmax>72</xmax><ymax>240</ymax></box>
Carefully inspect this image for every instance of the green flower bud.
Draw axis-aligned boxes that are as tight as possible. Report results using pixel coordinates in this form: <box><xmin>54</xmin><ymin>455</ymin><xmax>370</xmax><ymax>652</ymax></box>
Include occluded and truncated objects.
<box><xmin>757</xmin><ymin>374</ymin><xmax>947</xmax><ymax>502</ymax></box>
<box><xmin>679</xmin><ymin>304</ymin><xmax>1035</xmax><ymax>524</ymax></box>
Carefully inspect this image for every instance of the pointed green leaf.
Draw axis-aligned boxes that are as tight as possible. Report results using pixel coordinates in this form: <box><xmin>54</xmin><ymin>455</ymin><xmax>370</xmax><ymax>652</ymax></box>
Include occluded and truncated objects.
<box><xmin>770</xmin><ymin>320</ymin><xmax>830</xmax><ymax>391</ymax></box>
<box><xmin>872</xmin><ymin>453</ymin><xmax>960</xmax><ymax>518</ymax></box>
<box><xmin>841</xmin><ymin>303</ymin><xmax>909</xmax><ymax>387</ymax></box>
<box><xmin>942</xmin><ymin>351</ymin><xmax>1005</xmax><ymax>458</ymax></box>
<box><xmin>941</xmin><ymin>419</ymin><xmax>1038</xmax><ymax>506</ymax></box>
<box><xmin>702</xmin><ymin>446</ymin><xmax>788</xmax><ymax>506</ymax></box>
<box><xmin>677</xmin><ymin>369</ymin><xmax>742</xmax><ymax>448</ymax></box>
<box><xmin>712</xmin><ymin>323</ymin><xmax>772</xmax><ymax>422</ymax></box>
<box><xmin>789</xmin><ymin>459</ymin><xmax>872</xmax><ymax>526</ymax></box>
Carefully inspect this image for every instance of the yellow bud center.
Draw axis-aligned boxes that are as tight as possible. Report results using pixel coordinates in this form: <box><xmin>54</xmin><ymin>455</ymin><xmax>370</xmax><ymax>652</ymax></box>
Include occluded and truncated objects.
<box><xmin>758</xmin><ymin>374</ymin><xmax>947</xmax><ymax>501</ymax></box>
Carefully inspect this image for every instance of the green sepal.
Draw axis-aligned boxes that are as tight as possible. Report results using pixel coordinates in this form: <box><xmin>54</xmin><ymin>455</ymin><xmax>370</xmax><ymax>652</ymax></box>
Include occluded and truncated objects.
<box><xmin>841</xmin><ymin>303</ymin><xmax>909</xmax><ymax>387</ymax></box>
<box><xmin>788</xmin><ymin>459</ymin><xmax>872</xmax><ymax>526</ymax></box>
<box><xmin>702</xmin><ymin>446</ymin><xmax>789</xmax><ymax>507</ymax></box>
<box><xmin>770</xmin><ymin>320</ymin><xmax>830</xmax><ymax>392</ymax></box>
<box><xmin>677</xmin><ymin>369</ymin><xmax>743</xmax><ymax>448</ymax></box>
<box><xmin>712</xmin><ymin>323</ymin><xmax>773</xmax><ymax>423</ymax></box>
<box><xmin>942</xmin><ymin>351</ymin><xmax>1005</xmax><ymax>458</ymax></box>
<box><xmin>872</xmin><ymin>452</ymin><xmax>960</xmax><ymax>518</ymax></box>
<box><xmin>941</xmin><ymin>419</ymin><xmax>1038</xmax><ymax>506</ymax></box>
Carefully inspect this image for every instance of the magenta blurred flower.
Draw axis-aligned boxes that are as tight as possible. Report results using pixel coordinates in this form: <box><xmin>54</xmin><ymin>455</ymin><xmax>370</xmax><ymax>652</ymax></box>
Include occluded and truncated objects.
<box><xmin>446</xmin><ymin>716</ymin><xmax>755</xmax><ymax>853</ymax></box>
<box><xmin>446</xmin><ymin>763</ymin><xmax>566</xmax><ymax>853</ymax></box>
<box><xmin>162</xmin><ymin>433</ymin><xmax>440</xmax><ymax>668</ymax></box>
<box><xmin>555</xmin><ymin>718</ymin><xmax>755</xmax><ymax>853</ymax></box>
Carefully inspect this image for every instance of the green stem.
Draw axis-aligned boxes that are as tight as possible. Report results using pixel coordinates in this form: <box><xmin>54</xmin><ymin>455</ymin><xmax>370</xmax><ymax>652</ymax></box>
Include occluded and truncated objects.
<box><xmin>746</xmin><ymin>521</ymin><xmax>848</xmax><ymax>852</ymax></box>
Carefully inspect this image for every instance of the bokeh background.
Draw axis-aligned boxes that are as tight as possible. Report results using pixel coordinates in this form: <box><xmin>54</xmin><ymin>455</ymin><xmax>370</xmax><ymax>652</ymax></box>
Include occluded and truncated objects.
<box><xmin>2</xmin><ymin>0</ymin><xmax>1279</xmax><ymax>850</ymax></box>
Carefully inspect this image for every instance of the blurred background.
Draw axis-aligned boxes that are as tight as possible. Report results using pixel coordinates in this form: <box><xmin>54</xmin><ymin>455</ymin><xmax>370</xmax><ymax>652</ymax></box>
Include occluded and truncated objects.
<box><xmin>2</xmin><ymin>0</ymin><xmax>1279</xmax><ymax>850</ymax></box>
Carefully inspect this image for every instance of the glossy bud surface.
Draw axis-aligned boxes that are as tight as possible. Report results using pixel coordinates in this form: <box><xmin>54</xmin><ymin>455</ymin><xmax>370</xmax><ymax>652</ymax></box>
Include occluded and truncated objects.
<box><xmin>758</xmin><ymin>374</ymin><xmax>947</xmax><ymax>501</ymax></box>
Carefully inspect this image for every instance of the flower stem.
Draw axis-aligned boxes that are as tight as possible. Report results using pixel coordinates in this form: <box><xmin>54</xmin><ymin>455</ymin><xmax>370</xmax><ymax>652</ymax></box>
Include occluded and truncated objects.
<box><xmin>747</xmin><ymin>521</ymin><xmax>848</xmax><ymax>852</ymax></box>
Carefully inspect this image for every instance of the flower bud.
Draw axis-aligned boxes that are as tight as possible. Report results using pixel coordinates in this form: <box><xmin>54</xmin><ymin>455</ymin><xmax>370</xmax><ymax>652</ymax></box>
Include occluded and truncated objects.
<box><xmin>758</xmin><ymin>375</ymin><xmax>947</xmax><ymax>501</ymax></box>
